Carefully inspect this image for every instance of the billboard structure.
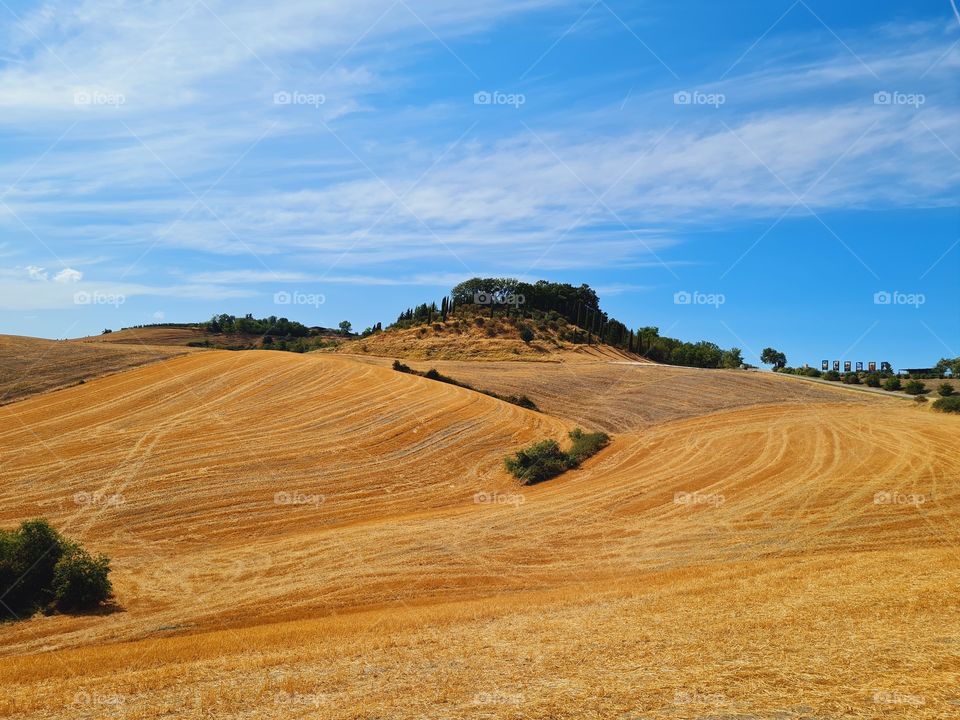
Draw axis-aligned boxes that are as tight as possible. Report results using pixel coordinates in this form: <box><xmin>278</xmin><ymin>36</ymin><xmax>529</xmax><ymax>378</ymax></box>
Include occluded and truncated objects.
<box><xmin>844</xmin><ymin>361</ymin><xmax>852</xmax><ymax>372</ymax></box>
<box><xmin>821</xmin><ymin>360</ymin><xmax>829</xmax><ymax>371</ymax></box>
<box><xmin>833</xmin><ymin>361</ymin><xmax>840</xmax><ymax>372</ymax></box>
<box><xmin>868</xmin><ymin>362</ymin><xmax>876</xmax><ymax>372</ymax></box>
<box><xmin>856</xmin><ymin>361</ymin><xmax>863</xmax><ymax>372</ymax></box>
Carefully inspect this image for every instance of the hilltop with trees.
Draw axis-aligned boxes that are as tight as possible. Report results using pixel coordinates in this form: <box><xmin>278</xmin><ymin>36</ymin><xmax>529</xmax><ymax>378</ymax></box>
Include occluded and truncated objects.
<box><xmin>367</xmin><ymin>277</ymin><xmax>743</xmax><ymax>367</ymax></box>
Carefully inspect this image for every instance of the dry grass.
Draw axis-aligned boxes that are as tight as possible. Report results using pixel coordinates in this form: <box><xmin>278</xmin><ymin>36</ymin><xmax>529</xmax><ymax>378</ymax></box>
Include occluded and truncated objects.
<box><xmin>346</xmin><ymin>354</ymin><xmax>880</xmax><ymax>431</ymax></box>
<box><xmin>333</xmin><ymin>315</ymin><xmax>645</xmax><ymax>362</ymax></box>
<box><xmin>0</xmin><ymin>334</ymin><xmax>192</xmax><ymax>405</ymax></box>
<box><xmin>1</xmin><ymin>349</ymin><xmax>958</xmax><ymax>718</ymax></box>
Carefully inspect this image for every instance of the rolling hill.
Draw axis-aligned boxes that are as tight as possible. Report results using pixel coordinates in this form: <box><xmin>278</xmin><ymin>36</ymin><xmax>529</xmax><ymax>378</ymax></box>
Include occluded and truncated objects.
<box><xmin>0</xmin><ymin>346</ymin><xmax>958</xmax><ymax>718</ymax></box>
<box><xmin>0</xmin><ymin>335</ymin><xmax>192</xmax><ymax>405</ymax></box>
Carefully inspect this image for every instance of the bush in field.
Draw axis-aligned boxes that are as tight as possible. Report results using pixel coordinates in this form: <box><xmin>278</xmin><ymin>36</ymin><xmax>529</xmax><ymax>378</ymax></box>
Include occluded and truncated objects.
<box><xmin>566</xmin><ymin>429</ymin><xmax>611</xmax><ymax>467</ymax></box>
<box><xmin>883</xmin><ymin>377</ymin><xmax>902</xmax><ymax>391</ymax></box>
<box><xmin>505</xmin><ymin>428</ymin><xmax>610</xmax><ymax>485</ymax></box>
<box><xmin>938</xmin><ymin>382</ymin><xmax>955</xmax><ymax>397</ymax></box>
<box><xmin>823</xmin><ymin>370</ymin><xmax>841</xmax><ymax>381</ymax></box>
<box><xmin>933</xmin><ymin>396</ymin><xmax>960</xmax><ymax>413</ymax></box>
<box><xmin>52</xmin><ymin>545</ymin><xmax>112</xmax><ymax>612</ymax></box>
<box><xmin>0</xmin><ymin>519</ymin><xmax>111</xmax><ymax>619</ymax></box>
<box><xmin>519</xmin><ymin>326</ymin><xmax>535</xmax><ymax>343</ymax></box>
<box><xmin>865</xmin><ymin>373</ymin><xmax>881</xmax><ymax>387</ymax></box>
<box><xmin>904</xmin><ymin>380</ymin><xmax>927</xmax><ymax>395</ymax></box>
<box><xmin>392</xmin><ymin>360</ymin><xmax>412</xmax><ymax>373</ymax></box>
<box><xmin>504</xmin><ymin>439</ymin><xmax>568</xmax><ymax>485</ymax></box>
<box><xmin>842</xmin><ymin>372</ymin><xmax>860</xmax><ymax>385</ymax></box>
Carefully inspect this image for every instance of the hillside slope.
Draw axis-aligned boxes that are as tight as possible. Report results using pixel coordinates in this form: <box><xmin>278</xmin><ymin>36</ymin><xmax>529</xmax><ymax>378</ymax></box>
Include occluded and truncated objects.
<box><xmin>0</xmin><ymin>334</ymin><xmax>192</xmax><ymax>405</ymax></box>
<box><xmin>343</xmin><ymin>354</ymin><xmax>881</xmax><ymax>431</ymax></box>
<box><xmin>333</xmin><ymin>313</ymin><xmax>649</xmax><ymax>362</ymax></box>
<box><xmin>1</xmin><ymin>349</ymin><xmax>958</xmax><ymax>718</ymax></box>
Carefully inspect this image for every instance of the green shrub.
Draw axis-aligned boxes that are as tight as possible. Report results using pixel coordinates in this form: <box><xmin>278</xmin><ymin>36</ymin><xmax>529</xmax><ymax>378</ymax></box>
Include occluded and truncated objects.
<box><xmin>504</xmin><ymin>428</ymin><xmax>610</xmax><ymax>485</ymax></box>
<box><xmin>0</xmin><ymin>519</ymin><xmax>111</xmax><ymax>619</ymax></box>
<box><xmin>502</xmin><ymin>394</ymin><xmax>538</xmax><ymax>411</ymax></box>
<box><xmin>842</xmin><ymin>372</ymin><xmax>860</xmax><ymax>385</ymax></box>
<box><xmin>566</xmin><ymin>429</ymin><xmax>611</xmax><ymax>467</ymax></box>
<box><xmin>519</xmin><ymin>326</ymin><xmax>535</xmax><ymax>343</ymax></box>
<box><xmin>865</xmin><ymin>373</ymin><xmax>881</xmax><ymax>387</ymax></box>
<box><xmin>504</xmin><ymin>439</ymin><xmax>568</xmax><ymax>485</ymax></box>
<box><xmin>823</xmin><ymin>370</ymin><xmax>841</xmax><ymax>381</ymax></box>
<box><xmin>904</xmin><ymin>380</ymin><xmax>927</xmax><ymax>395</ymax></box>
<box><xmin>392</xmin><ymin>360</ymin><xmax>413</xmax><ymax>373</ymax></box>
<box><xmin>938</xmin><ymin>382</ymin><xmax>955</xmax><ymax>397</ymax></box>
<box><xmin>883</xmin><ymin>377</ymin><xmax>902</xmax><ymax>391</ymax></box>
<box><xmin>52</xmin><ymin>545</ymin><xmax>112</xmax><ymax>612</ymax></box>
<box><xmin>932</xmin><ymin>396</ymin><xmax>960</xmax><ymax>413</ymax></box>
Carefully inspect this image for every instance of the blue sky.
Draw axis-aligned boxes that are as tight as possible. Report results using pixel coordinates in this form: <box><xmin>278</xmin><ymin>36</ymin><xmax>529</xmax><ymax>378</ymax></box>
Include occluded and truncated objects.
<box><xmin>0</xmin><ymin>0</ymin><xmax>957</xmax><ymax>368</ymax></box>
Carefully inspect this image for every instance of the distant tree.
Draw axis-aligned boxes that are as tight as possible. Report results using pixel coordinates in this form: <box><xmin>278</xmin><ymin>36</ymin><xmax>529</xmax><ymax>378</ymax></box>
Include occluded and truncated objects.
<box><xmin>935</xmin><ymin>357</ymin><xmax>960</xmax><ymax>377</ymax></box>
<box><xmin>721</xmin><ymin>347</ymin><xmax>743</xmax><ymax>368</ymax></box>
<box><xmin>101</xmin><ymin>328</ymin><xmax>112</xmax><ymax>335</ymax></box>
<box><xmin>760</xmin><ymin>347</ymin><xmax>787</xmax><ymax>369</ymax></box>
<box><xmin>338</xmin><ymin>320</ymin><xmax>352</xmax><ymax>336</ymax></box>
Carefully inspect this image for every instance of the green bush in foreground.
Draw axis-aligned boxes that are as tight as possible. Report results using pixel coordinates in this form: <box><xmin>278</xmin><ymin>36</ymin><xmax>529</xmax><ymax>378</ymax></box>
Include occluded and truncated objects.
<box><xmin>933</xmin><ymin>396</ymin><xmax>960</xmax><ymax>413</ymax></box>
<box><xmin>938</xmin><ymin>382</ymin><xmax>955</xmax><ymax>397</ymax></box>
<box><xmin>0</xmin><ymin>519</ymin><xmax>112</xmax><ymax>619</ymax></box>
<box><xmin>505</xmin><ymin>429</ymin><xmax>611</xmax><ymax>485</ymax></box>
<box><xmin>883</xmin><ymin>377</ymin><xmax>902</xmax><ymax>391</ymax></box>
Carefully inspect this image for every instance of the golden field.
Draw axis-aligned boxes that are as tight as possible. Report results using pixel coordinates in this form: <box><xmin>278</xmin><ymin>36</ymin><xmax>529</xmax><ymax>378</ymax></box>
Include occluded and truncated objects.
<box><xmin>0</xmin><ymin>346</ymin><xmax>958</xmax><ymax>718</ymax></box>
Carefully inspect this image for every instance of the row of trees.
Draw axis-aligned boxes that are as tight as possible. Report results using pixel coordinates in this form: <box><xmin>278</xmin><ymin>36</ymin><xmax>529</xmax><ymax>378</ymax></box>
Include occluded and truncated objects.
<box><xmin>206</xmin><ymin>314</ymin><xmax>310</xmax><ymax>337</ymax></box>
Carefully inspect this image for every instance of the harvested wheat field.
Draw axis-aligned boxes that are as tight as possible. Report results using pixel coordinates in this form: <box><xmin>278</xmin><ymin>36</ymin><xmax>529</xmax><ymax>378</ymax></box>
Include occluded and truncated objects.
<box><xmin>1</xmin><ymin>349</ymin><xmax>959</xmax><ymax>719</ymax></box>
<box><xmin>0</xmin><ymin>335</ymin><xmax>192</xmax><ymax>405</ymax></box>
<box><xmin>344</xmin><ymin>353</ymin><xmax>886</xmax><ymax>431</ymax></box>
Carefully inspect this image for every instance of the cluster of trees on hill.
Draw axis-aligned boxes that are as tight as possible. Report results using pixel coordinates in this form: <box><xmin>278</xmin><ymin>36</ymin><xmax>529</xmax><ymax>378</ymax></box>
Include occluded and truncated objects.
<box><xmin>206</xmin><ymin>314</ymin><xmax>310</xmax><ymax>337</ymax></box>
<box><xmin>391</xmin><ymin>277</ymin><xmax>743</xmax><ymax>369</ymax></box>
